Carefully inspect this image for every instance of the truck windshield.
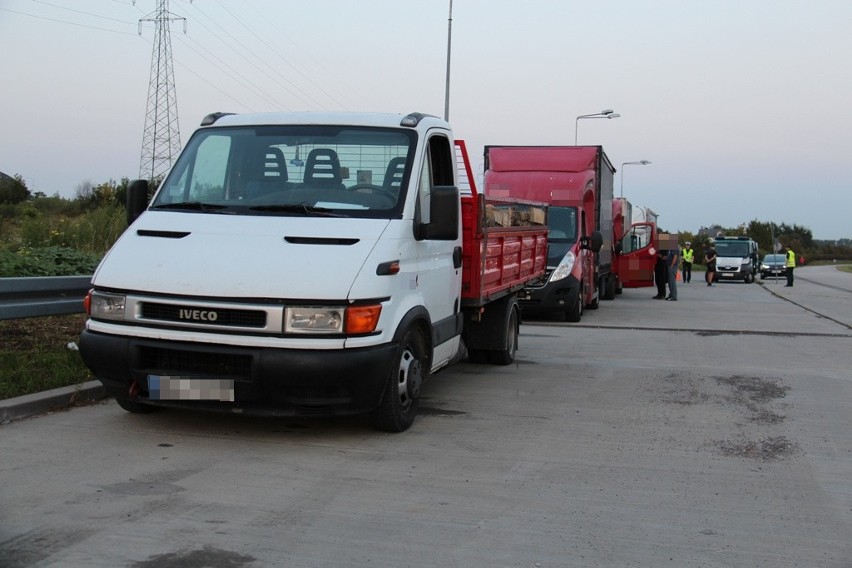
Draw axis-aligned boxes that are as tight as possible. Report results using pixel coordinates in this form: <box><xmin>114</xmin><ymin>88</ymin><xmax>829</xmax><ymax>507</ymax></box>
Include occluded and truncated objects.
<box><xmin>153</xmin><ymin>125</ymin><xmax>415</xmax><ymax>218</ymax></box>
<box><xmin>548</xmin><ymin>207</ymin><xmax>577</xmax><ymax>243</ymax></box>
<box><xmin>715</xmin><ymin>241</ymin><xmax>751</xmax><ymax>257</ymax></box>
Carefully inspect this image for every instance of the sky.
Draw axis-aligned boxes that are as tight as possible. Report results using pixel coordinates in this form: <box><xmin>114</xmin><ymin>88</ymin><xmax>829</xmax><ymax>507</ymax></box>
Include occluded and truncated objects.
<box><xmin>1</xmin><ymin>0</ymin><xmax>851</xmax><ymax>240</ymax></box>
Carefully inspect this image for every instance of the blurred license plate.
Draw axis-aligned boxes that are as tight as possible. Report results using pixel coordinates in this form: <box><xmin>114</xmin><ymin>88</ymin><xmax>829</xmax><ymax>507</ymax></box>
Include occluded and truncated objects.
<box><xmin>148</xmin><ymin>376</ymin><xmax>234</xmax><ymax>401</ymax></box>
<box><xmin>722</xmin><ymin>272</ymin><xmax>734</xmax><ymax>277</ymax></box>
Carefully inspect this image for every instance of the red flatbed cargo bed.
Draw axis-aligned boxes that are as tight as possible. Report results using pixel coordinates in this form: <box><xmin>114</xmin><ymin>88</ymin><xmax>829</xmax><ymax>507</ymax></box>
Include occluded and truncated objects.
<box><xmin>455</xmin><ymin>141</ymin><xmax>548</xmax><ymax>306</ymax></box>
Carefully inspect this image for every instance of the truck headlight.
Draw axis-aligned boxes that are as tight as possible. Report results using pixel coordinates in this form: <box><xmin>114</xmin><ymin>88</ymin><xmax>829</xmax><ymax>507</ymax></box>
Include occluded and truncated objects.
<box><xmin>284</xmin><ymin>306</ymin><xmax>345</xmax><ymax>333</ymax></box>
<box><xmin>283</xmin><ymin>304</ymin><xmax>383</xmax><ymax>335</ymax></box>
<box><xmin>88</xmin><ymin>291</ymin><xmax>127</xmax><ymax>320</ymax></box>
<box><xmin>550</xmin><ymin>251</ymin><xmax>576</xmax><ymax>283</ymax></box>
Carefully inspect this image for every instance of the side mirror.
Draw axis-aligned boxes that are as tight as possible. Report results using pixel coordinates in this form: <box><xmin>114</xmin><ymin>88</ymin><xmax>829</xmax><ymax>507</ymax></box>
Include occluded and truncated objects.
<box><xmin>581</xmin><ymin>230</ymin><xmax>604</xmax><ymax>252</ymax></box>
<box><xmin>126</xmin><ymin>179</ymin><xmax>149</xmax><ymax>225</ymax></box>
<box><xmin>416</xmin><ymin>185</ymin><xmax>459</xmax><ymax>241</ymax></box>
<box><xmin>614</xmin><ymin>241</ymin><xmax>623</xmax><ymax>254</ymax></box>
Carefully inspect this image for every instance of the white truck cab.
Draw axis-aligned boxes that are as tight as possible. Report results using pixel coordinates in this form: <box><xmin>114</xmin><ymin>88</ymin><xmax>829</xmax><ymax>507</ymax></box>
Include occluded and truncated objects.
<box><xmin>81</xmin><ymin>111</ymin><xmax>465</xmax><ymax>432</ymax></box>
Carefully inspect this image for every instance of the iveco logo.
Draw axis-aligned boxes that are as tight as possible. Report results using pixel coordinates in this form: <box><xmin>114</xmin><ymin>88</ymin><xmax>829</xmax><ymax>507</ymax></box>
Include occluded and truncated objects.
<box><xmin>179</xmin><ymin>309</ymin><xmax>218</xmax><ymax>321</ymax></box>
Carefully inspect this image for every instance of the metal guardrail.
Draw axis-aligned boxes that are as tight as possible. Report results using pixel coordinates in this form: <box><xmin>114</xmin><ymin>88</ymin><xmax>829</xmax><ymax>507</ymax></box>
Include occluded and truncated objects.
<box><xmin>0</xmin><ymin>276</ymin><xmax>92</xmax><ymax>320</ymax></box>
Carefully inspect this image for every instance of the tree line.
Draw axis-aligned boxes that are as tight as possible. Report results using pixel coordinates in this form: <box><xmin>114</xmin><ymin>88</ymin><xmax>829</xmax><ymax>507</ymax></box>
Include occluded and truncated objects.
<box><xmin>2</xmin><ymin>173</ymin><xmax>851</xmax><ymax>277</ymax></box>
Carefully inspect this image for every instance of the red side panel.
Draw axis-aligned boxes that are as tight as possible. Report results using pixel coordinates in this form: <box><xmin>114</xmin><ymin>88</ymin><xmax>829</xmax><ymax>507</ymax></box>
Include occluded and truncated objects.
<box><xmin>459</xmin><ymin>141</ymin><xmax>548</xmax><ymax>305</ymax></box>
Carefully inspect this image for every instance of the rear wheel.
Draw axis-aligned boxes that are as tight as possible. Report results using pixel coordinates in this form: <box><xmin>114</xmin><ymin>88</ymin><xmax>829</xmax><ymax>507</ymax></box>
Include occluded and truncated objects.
<box><xmin>602</xmin><ymin>275</ymin><xmax>616</xmax><ymax>300</ymax></box>
<box><xmin>370</xmin><ymin>327</ymin><xmax>426</xmax><ymax>432</ymax></box>
<box><xmin>489</xmin><ymin>306</ymin><xmax>518</xmax><ymax>365</ymax></box>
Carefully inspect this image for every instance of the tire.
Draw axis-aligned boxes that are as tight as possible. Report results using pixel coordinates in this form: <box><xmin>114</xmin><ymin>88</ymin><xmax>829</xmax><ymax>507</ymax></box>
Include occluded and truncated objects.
<box><xmin>369</xmin><ymin>327</ymin><xmax>426</xmax><ymax>432</ymax></box>
<box><xmin>114</xmin><ymin>396</ymin><xmax>158</xmax><ymax>414</ymax></box>
<box><xmin>489</xmin><ymin>306</ymin><xmax>518</xmax><ymax>365</ymax></box>
<box><xmin>587</xmin><ymin>294</ymin><xmax>600</xmax><ymax>310</ymax></box>
<box><xmin>467</xmin><ymin>348</ymin><xmax>489</xmax><ymax>364</ymax></box>
<box><xmin>602</xmin><ymin>275</ymin><xmax>616</xmax><ymax>300</ymax></box>
<box><xmin>566</xmin><ymin>287</ymin><xmax>583</xmax><ymax>322</ymax></box>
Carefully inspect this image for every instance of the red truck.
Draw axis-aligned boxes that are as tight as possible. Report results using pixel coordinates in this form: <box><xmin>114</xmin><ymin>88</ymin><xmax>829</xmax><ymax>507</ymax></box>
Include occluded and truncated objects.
<box><xmin>456</xmin><ymin>141</ymin><xmax>549</xmax><ymax>364</ymax></box>
<box><xmin>483</xmin><ymin>146</ymin><xmax>614</xmax><ymax>322</ymax></box>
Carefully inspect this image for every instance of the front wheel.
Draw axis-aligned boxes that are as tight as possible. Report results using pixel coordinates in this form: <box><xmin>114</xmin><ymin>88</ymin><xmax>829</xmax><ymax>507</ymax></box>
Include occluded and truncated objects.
<box><xmin>369</xmin><ymin>328</ymin><xmax>427</xmax><ymax>432</ymax></box>
<box><xmin>566</xmin><ymin>287</ymin><xmax>583</xmax><ymax>322</ymax></box>
<box><xmin>114</xmin><ymin>396</ymin><xmax>158</xmax><ymax>414</ymax></box>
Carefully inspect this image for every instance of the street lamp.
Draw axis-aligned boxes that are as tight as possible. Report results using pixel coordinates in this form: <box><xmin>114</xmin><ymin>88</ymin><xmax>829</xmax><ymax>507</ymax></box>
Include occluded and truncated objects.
<box><xmin>574</xmin><ymin>109</ymin><xmax>621</xmax><ymax>145</ymax></box>
<box><xmin>620</xmin><ymin>160</ymin><xmax>652</xmax><ymax>198</ymax></box>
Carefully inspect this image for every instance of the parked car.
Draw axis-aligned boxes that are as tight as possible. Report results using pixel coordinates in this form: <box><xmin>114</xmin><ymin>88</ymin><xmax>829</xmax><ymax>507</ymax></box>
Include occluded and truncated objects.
<box><xmin>760</xmin><ymin>254</ymin><xmax>786</xmax><ymax>279</ymax></box>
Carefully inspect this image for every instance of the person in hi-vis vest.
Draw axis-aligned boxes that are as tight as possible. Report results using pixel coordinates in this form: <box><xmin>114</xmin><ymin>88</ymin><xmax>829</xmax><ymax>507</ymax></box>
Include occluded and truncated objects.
<box><xmin>785</xmin><ymin>245</ymin><xmax>796</xmax><ymax>287</ymax></box>
<box><xmin>681</xmin><ymin>241</ymin><xmax>694</xmax><ymax>283</ymax></box>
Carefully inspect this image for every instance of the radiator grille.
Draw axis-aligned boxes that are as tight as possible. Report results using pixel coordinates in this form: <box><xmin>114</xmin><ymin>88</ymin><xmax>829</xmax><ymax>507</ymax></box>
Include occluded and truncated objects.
<box><xmin>141</xmin><ymin>302</ymin><xmax>267</xmax><ymax>328</ymax></box>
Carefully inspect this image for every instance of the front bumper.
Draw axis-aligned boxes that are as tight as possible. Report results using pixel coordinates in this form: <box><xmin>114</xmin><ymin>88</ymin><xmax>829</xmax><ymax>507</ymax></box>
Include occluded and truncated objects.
<box><xmin>716</xmin><ymin>266</ymin><xmax>752</xmax><ymax>281</ymax></box>
<box><xmin>518</xmin><ymin>274</ymin><xmax>581</xmax><ymax>314</ymax></box>
<box><xmin>80</xmin><ymin>330</ymin><xmax>397</xmax><ymax>416</ymax></box>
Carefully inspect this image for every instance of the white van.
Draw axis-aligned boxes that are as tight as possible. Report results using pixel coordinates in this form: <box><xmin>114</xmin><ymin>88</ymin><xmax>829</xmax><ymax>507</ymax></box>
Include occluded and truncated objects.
<box><xmin>714</xmin><ymin>236</ymin><xmax>759</xmax><ymax>283</ymax></box>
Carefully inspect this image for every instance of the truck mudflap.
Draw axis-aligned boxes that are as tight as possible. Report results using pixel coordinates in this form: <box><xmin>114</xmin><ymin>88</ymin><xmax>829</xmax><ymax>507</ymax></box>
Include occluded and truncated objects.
<box><xmin>80</xmin><ymin>330</ymin><xmax>397</xmax><ymax>416</ymax></box>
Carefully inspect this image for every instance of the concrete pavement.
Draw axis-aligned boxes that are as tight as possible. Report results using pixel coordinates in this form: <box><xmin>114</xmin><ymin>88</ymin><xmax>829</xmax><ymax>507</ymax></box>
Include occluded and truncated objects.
<box><xmin>1</xmin><ymin>265</ymin><xmax>850</xmax><ymax>567</ymax></box>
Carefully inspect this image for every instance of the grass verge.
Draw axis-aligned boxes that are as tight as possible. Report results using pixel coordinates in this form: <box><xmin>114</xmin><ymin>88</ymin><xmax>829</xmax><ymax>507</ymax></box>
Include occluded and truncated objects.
<box><xmin>0</xmin><ymin>314</ymin><xmax>93</xmax><ymax>400</ymax></box>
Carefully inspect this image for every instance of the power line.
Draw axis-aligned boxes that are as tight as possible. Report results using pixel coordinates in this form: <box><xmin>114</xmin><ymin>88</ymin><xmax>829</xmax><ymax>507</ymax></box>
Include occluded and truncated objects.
<box><xmin>27</xmin><ymin>0</ymin><xmax>135</xmax><ymax>24</ymax></box>
<box><xmin>0</xmin><ymin>6</ymin><xmax>137</xmax><ymax>35</ymax></box>
<box><xmin>238</xmin><ymin>1</ymin><xmax>370</xmax><ymax>109</ymax></box>
<box><xmin>210</xmin><ymin>0</ymin><xmax>351</xmax><ymax>110</ymax></box>
<box><xmin>173</xmin><ymin>33</ymin><xmax>287</xmax><ymax>111</ymax></box>
<box><xmin>183</xmin><ymin>2</ymin><xmax>326</xmax><ymax>110</ymax></box>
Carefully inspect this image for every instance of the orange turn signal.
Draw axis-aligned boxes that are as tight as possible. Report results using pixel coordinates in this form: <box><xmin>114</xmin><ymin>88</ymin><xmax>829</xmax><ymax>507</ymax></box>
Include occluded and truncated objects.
<box><xmin>83</xmin><ymin>290</ymin><xmax>92</xmax><ymax>315</ymax></box>
<box><xmin>345</xmin><ymin>304</ymin><xmax>382</xmax><ymax>334</ymax></box>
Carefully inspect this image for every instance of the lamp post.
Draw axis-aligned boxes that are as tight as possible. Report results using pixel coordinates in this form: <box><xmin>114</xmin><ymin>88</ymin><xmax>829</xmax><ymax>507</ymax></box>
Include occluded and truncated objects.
<box><xmin>620</xmin><ymin>160</ymin><xmax>651</xmax><ymax>198</ymax></box>
<box><xmin>574</xmin><ymin>109</ymin><xmax>621</xmax><ymax>145</ymax></box>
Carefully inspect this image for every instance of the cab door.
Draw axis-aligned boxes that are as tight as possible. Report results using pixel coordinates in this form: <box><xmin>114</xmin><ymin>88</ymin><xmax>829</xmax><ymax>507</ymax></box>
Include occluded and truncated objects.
<box><xmin>614</xmin><ymin>222</ymin><xmax>657</xmax><ymax>289</ymax></box>
<box><xmin>414</xmin><ymin>132</ymin><xmax>463</xmax><ymax>369</ymax></box>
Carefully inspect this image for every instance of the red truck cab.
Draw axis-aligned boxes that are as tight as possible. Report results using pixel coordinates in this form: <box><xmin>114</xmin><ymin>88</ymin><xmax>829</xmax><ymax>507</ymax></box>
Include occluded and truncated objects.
<box><xmin>483</xmin><ymin>146</ymin><xmax>610</xmax><ymax>322</ymax></box>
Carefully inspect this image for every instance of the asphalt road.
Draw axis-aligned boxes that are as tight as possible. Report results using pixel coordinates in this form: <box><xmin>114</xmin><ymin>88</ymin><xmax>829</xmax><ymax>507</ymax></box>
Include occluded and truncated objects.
<box><xmin>1</xmin><ymin>265</ymin><xmax>850</xmax><ymax>567</ymax></box>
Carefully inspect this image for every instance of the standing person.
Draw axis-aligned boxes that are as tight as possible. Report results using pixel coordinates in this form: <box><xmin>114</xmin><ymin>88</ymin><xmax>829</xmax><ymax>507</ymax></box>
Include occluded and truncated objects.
<box><xmin>704</xmin><ymin>245</ymin><xmax>717</xmax><ymax>286</ymax></box>
<box><xmin>666</xmin><ymin>245</ymin><xmax>680</xmax><ymax>301</ymax></box>
<box><xmin>785</xmin><ymin>245</ymin><xmax>796</xmax><ymax>287</ymax></box>
<box><xmin>653</xmin><ymin>249</ymin><xmax>668</xmax><ymax>299</ymax></box>
<box><xmin>681</xmin><ymin>241</ymin><xmax>694</xmax><ymax>283</ymax></box>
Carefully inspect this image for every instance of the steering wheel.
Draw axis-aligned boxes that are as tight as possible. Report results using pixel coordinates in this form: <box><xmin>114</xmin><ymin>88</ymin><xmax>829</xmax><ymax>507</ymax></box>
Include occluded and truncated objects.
<box><xmin>347</xmin><ymin>183</ymin><xmax>396</xmax><ymax>201</ymax></box>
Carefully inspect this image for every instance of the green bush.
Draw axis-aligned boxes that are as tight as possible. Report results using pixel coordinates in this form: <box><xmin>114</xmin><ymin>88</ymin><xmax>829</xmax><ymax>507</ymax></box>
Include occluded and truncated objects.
<box><xmin>0</xmin><ymin>246</ymin><xmax>102</xmax><ymax>277</ymax></box>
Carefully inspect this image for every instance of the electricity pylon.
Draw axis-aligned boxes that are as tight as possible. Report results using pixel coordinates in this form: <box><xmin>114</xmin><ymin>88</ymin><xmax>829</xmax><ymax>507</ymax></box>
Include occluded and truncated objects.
<box><xmin>137</xmin><ymin>0</ymin><xmax>185</xmax><ymax>182</ymax></box>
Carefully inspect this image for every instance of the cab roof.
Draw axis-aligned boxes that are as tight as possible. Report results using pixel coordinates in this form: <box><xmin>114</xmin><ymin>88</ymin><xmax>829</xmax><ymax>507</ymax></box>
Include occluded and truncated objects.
<box><xmin>199</xmin><ymin>111</ymin><xmax>448</xmax><ymax>131</ymax></box>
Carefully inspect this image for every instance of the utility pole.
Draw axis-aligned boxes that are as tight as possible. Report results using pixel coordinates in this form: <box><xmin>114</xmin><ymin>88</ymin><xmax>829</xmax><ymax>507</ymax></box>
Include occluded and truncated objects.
<box><xmin>137</xmin><ymin>0</ymin><xmax>185</xmax><ymax>182</ymax></box>
<box><xmin>443</xmin><ymin>0</ymin><xmax>452</xmax><ymax>122</ymax></box>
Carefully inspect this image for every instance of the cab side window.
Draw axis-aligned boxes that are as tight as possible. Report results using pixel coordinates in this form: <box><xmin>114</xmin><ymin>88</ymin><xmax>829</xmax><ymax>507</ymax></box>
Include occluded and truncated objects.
<box><xmin>418</xmin><ymin>134</ymin><xmax>454</xmax><ymax>224</ymax></box>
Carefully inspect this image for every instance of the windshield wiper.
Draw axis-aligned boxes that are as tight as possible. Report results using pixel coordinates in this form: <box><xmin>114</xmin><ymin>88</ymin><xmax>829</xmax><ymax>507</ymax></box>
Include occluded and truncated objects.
<box><xmin>248</xmin><ymin>203</ymin><xmax>342</xmax><ymax>217</ymax></box>
<box><xmin>152</xmin><ymin>201</ymin><xmax>231</xmax><ymax>213</ymax></box>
